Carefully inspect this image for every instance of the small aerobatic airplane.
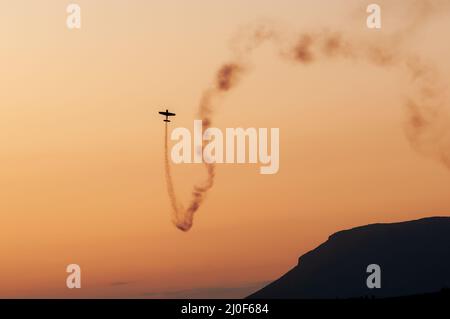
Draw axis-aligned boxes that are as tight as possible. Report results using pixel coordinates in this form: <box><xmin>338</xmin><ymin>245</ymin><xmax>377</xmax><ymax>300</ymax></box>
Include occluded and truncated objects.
<box><xmin>159</xmin><ymin>109</ymin><xmax>176</xmax><ymax>122</ymax></box>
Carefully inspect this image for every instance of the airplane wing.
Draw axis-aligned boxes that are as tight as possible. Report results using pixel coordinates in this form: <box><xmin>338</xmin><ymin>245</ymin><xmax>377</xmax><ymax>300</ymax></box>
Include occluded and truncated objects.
<box><xmin>158</xmin><ymin>111</ymin><xmax>176</xmax><ymax>116</ymax></box>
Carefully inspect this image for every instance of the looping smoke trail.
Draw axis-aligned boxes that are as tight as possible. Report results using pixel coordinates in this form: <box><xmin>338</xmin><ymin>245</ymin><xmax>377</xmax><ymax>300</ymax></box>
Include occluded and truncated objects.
<box><xmin>165</xmin><ymin>64</ymin><xmax>245</xmax><ymax>232</ymax></box>
<box><xmin>165</xmin><ymin>1</ymin><xmax>450</xmax><ymax>231</ymax></box>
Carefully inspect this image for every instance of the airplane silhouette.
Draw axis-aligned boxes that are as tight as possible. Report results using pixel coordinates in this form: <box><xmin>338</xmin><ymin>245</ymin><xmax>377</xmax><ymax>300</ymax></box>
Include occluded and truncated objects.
<box><xmin>159</xmin><ymin>109</ymin><xmax>176</xmax><ymax>122</ymax></box>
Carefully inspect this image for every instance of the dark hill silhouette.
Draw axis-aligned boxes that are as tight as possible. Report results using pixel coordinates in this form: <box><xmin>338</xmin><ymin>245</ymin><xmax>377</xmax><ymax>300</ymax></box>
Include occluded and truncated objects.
<box><xmin>248</xmin><ymin>217</ymin><xmax>450</xmax><ymax>299</ymax></box>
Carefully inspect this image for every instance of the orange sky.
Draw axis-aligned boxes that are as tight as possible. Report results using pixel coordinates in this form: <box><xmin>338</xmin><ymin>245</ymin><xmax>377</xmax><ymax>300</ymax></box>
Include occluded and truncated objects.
<box><xmin>1</xmin><ymin>0</ymin><xmax>450</xmax><ymax>298</ymax></box>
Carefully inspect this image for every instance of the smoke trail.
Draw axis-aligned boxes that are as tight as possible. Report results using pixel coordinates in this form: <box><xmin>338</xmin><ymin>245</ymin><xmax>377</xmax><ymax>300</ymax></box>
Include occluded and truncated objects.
<box><xmin>164</xmin><ymin>64</ymin><xmax>245</xmax><ymax>231</ymax></box>
<box><xmin>165</xmin><ymin>1</ymin><xmax>450</xmax><ymax>231</ymax></box>
<box><xmin>403</xmin><ymin>57</ymin><xmax>450</xmax><ymax>169</ymax></box>
<box><xmin>223</xmin><ymin>23</ymin><xmax>450</xmax><ymax>169</ymax></box>
<box><xmin>164</xmin><ymin>122</ymin><xmax>183</xmax><ymax>226</ymax></box>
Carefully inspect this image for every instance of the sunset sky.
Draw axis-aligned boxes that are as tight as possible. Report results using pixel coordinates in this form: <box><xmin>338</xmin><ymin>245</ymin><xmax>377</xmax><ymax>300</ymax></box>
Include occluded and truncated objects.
<box><xmin>1</xmin><ymin>0</ymin><xmax>450</xmax><ymax>298</ymax></box>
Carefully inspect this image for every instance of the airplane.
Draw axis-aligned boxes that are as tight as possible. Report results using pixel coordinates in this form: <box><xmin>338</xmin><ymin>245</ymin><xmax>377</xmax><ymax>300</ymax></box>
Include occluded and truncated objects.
<box><xmin>159</xmin><ymin>109</ymin><xmax>176</xmax><ymax>122</ymax></box>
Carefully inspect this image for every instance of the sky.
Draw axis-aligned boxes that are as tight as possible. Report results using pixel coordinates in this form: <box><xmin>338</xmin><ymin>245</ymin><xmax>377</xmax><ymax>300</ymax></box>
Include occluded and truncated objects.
<box><xmin>0</xmin><ymin>0</ymin><xmax>449</xmax><ymax>298</ymax></box>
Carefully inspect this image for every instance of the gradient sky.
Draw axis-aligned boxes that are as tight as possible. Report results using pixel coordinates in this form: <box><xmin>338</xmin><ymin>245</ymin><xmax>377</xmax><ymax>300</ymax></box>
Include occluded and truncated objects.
<box><xmin>1</xmin><ymin>0</ymin><xmax>450</xmax><ymax>298</ymax></box>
